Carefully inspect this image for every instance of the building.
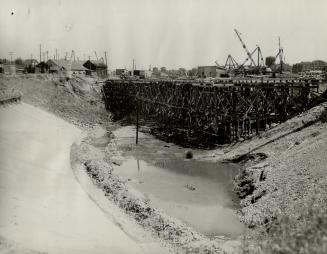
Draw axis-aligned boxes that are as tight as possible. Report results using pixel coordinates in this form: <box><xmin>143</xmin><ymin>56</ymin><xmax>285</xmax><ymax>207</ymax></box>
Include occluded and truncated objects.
<box><xmin>115</xmin><ymin>68</ymin><xmax>129</xmax><ymax>77</ymax></box>
<box><xmin>35</xmin><ymin>61</ymin><xmax>49</xmax><ymax>73</ymax></box>
<box><xmin>47</xmin><ymin>59</ymin><xmax>69</xmax><ymax>73</ymax></box>
<box><xmin>197</xmin><ymin>65</ymin><xmax>226</xmax><ymax>78</ymax></box>
<box><xmin>83</xmin><ymin>60</ymin><xmax>107</xmax><ymax>78</ymax></box>
<box><xmin>292</xmin><ymin>60</ymin><xmax>327</xmax><ymax>73</ymax></box>
<box><xmin>70</xmin><ymin>61</ymin><xmax>88</xmax><ymax>75</ymax></box>
<box><xmin>133</xmin><ymin>69</ymin><xmax>152</xmax><ymax>79</ymax></box>
<box><xmin>46</xmin><ymin>59</ymin><xmax>87</xmax><ymax>76</ymax></box>
<box><xmin>23</xmin><ymin>59</ymin><xmax>38</xmax><ymax>73</ymax></box>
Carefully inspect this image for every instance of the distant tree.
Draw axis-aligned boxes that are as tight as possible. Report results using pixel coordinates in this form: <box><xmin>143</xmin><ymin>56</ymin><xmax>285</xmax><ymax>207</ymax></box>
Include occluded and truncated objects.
<box><xmin>160</xmin><ymin>67</ymin><xmax>167</xmax><ymax>73</ymax></box>
<box><xmin>15</xmin><ymin>58</ymin><xmax>23</xmax><ymax>65</ymax></box>
<box><xmin>168</xmin><ymin>69</ymin><xmax>178</xmax><ymax>78</ymax></box>
<box><xmin>265</xmin><ymin>56</ymin><xmax>276</xmax><ymax>68</ymax></box>
<box><xmin>178</xmin><ymin>68</ymin><xmax>187</xmax><ymax>76</ymax></box>
<box><xmin>152</xmin><ymin>67</ymin><xmax>159</xmax><ymax>73</ymax></box>
<box><xmin>189</xmin><ymin>68</ymin><xmax>198</xmax><ymax>77</ymax></box>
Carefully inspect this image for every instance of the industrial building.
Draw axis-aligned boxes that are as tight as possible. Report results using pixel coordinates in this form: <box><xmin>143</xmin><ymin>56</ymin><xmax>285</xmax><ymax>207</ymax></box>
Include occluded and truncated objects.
<box><xmin>83</xmin><ymin>60</ymin><xmax>107</xmax><ymax>78</ymax></box>
<box><xmin>197</xmin><ymin>66</ymin><xmax>226</xmax><ymax>78</ymax></box>
<box><xmin>292</xmin><ymin>60</ymin><xmax>327</xmax><ymax>73</ymax></box>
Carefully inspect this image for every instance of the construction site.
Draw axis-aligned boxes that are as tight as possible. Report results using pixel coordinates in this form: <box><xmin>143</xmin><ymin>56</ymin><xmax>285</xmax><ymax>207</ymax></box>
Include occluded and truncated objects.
<box><xmin>102</xmin><ymin>29</ymin><xmax>322</xmax><ymax>149</ymax></box>
<box><xmin>1</xmin><ymin>0</ymin><xmax>327</xmax><ymax>253</ymax></box>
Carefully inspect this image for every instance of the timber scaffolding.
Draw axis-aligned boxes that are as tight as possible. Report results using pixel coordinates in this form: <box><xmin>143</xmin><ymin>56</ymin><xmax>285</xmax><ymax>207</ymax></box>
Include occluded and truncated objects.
<box><xmin>102</xmin><ymin>79</ymin><xmax>320</xmax><ymax>147</ymax></box>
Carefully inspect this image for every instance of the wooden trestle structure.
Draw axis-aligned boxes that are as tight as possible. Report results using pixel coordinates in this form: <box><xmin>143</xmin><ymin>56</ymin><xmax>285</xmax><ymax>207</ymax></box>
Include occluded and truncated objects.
<box><xmin>102</xmin><ymin>79</ymin><xmax>319</xmax><ymax>145</ymax></box>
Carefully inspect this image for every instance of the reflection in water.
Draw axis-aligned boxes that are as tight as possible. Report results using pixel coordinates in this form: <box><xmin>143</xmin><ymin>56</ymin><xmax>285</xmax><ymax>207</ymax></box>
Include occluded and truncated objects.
<box><xmin>111</xmin><ymin>126</ymin><xmax>244</xmax><ymax>238</ymax></box>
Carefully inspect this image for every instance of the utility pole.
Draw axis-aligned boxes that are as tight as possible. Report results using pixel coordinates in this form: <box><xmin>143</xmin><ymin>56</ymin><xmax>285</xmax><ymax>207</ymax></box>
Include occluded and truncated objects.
<box><xmin>104</xmin><ymin>51</ymin><xmax>108</xmax><ymax>76</ymax></box>
<box><xmin>279</xmin><ymin>37</ymin><xmax>283</xmax><ymax>74</ymax></box>
<box><xmin>46</xmin><ymin>51</ymin><xmax>49</xmax><ymax>61</ymax></box>
<box><xmin>55</xmin><ymin>48</ymin><xmax>58</xmax><ymax>60</ymax></box>
<box><xmin>104</xmin><ymin>51</ymin><xmax>108</xmax><ymax>66</ymax></box>
<box><xmin>9</xmin><ymin>52</ymin><xmax>13</xmax><ymax>63</ymax></box>
<box><xmin>39</xmin><ymin>44</ymin><xmax>42</xmax><ymax>62</ymax></box>
<box><xmin>132</xmin><ymin>59</ymin><xmax>135</xmax><ymax>77</ymax></box>
<box><xmin>136</xmin><ymin>100</ymin><xmax>139</xmax><ymax>145</ymax></box>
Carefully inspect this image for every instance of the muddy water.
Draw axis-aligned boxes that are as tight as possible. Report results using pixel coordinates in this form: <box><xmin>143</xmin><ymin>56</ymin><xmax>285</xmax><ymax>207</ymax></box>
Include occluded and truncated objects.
<box><xmin>110</xmin><ymin>126</ymin><xmax>244</xmax><ymax>238</ymax></box>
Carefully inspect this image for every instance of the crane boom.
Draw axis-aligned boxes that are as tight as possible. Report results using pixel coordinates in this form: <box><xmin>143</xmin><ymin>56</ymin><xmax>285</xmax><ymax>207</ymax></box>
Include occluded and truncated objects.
<box><xmin>234</xmin><ymin>29</ymin><xmax>256</xmax><ymax>66</ymax></box>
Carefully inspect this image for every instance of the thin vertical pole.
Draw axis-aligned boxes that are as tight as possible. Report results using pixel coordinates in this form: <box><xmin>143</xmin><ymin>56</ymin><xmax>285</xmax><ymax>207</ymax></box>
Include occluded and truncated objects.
<box><xmin>136</xmin><ymin>100</ymin><xmax>139</xmax><ymax>145</ymax></box>
<box><xmin>104</xmin><ymin>51</ymin><xmax>108</xmax><ymax>77</ymax></box>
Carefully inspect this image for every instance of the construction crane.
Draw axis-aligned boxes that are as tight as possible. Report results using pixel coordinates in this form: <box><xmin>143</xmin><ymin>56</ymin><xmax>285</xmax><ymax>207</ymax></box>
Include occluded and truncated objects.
<box><xmin>235</xmin><ymin>46</ymin><xmax>265</xmax><ymax>73</ymax></box>
<box><xmin>255</xmin><ymin>45</ymin><xmax>264</xmax><ymax>67</ymax></box>
<box><xmin>234</xmin><ymin>29</ymin><xmax>257</xmax><ymax>67</ymax></box>
<box><xmin>274</xmin><ymin>37</ymin><xmax>284</xmax><ymax>74</ymax></box>
<box><xmin>224</xmin><ymin>54</ymin><xmax>239</xmax><ymax>71</ymax></box>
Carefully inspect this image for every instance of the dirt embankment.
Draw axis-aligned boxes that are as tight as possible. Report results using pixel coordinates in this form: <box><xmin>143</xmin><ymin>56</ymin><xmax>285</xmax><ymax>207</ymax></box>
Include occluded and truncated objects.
<box><xmin>207</xmin><ymin>101</ymin><xmax>327</xmax><ymax>253</ymax></box>
<box><xmin>0</xmin><ymin>73</ymin><xmax>111</xmax><ymax>129</ymax></box>
<box><xmin>222</xmin><ymin>102</ymin><xmax>327</xmax><ymax>223</ymax></box>
<box><xmin>70</xmin><ymin>127</ymin><xmax>242</xmax><ymax>254</ymax></box>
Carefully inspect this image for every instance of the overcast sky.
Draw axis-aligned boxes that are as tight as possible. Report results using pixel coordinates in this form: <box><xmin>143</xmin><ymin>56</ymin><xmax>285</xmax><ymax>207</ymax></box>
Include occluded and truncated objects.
<box><xmin>1</xmin><ymin>0</ymin><xmax>326</xmax><ymax>69</ymax></box>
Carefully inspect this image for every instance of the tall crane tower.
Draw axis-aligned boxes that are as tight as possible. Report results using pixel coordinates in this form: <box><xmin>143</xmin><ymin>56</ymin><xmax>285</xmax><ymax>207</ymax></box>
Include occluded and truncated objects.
<box><xmin>224</xmin><ymin>54</ymin><xmax>239</xmax><ymax>71</ymax></box>
<box><xmin>234</xmin><ymin>29</ymin><xmax>256</xmax><ymax>67</ymax></box>
<box><xmin>276</xmin><ymin>37</ymin><xmax>284</xmax><ymax>74</ymax></box>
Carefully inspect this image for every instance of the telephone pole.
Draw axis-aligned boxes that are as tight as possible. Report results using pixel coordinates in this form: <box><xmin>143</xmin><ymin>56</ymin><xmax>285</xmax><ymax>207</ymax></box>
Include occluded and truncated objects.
<box><xmin>9</xmin><ymin>52</ymin><xmax>13</xmax><ymax>63</ymax></box>
<box><xmin>39</xmin><ymin>44</ymin><xmax>42</xmax><ymax>62</ymax></box>
<box><xmin>104</xmin><ymin>51</ymin><xmax>108</xmax><ymax>76</ymax></box>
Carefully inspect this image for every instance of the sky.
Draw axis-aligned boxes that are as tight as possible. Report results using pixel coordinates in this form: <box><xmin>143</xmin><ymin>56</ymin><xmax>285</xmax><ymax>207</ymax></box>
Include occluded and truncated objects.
<box><xmin>0</xmin><ymin>0</ymin><xmax>327</xmax><ymax>69</ymax></box>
